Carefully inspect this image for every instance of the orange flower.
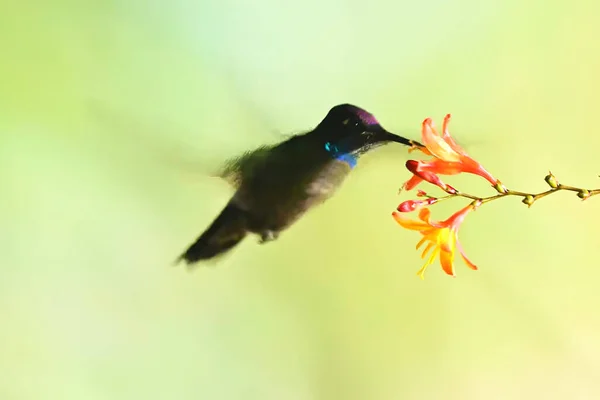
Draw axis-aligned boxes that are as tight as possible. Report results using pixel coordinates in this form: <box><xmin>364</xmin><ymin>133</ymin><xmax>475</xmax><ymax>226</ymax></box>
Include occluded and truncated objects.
<box><xmin>402</xmin><ymin>114</ymin><xmax>500</xmax><ymax>193</ymax></box>
<box><xmin>392</xmin><ymin>203</ymin><xmax>478</xmax><ymax>279</ymax></box>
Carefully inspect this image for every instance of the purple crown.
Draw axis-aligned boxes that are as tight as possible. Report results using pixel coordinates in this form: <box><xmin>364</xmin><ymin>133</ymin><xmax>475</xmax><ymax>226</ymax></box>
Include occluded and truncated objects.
<box><xmin>347</xmin><ymin>105</ymin><xmax>379</xmax><ymax>126</ymax></box>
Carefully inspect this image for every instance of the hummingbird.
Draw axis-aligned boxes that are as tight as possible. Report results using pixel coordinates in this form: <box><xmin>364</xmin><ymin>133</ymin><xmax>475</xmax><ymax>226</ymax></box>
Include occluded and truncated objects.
<box><xmin>177</xmin><ymin>103</ymin><xmax>422</xmax><ymax>264</ymax></box>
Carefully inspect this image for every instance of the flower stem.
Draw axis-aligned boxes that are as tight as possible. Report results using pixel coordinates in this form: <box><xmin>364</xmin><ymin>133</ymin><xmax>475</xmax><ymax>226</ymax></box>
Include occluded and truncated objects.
<box><xmin>443</xmin><ymin>180</ymin><xmax>600</xmax><ymax>207</ymax></box>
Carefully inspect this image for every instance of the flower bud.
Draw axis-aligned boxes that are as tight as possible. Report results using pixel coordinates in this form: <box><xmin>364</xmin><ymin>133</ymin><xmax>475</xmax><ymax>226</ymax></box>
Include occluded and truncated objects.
<box><xmin>445</xmin><ymin>185</ymin><xmax>458</xmax><ymax>194</ymax></box>
<box><xmin>416</xmin><ymin>190</ymin><xmax>428</xmax><ymax>197</ymax></box>
<box><xmin>577</xmin><ymin>189</ymin><xmax>590</xmax><ymax>200</ymax></box>
<box><xmin>522</xmin><ymin>195</ymin><xmax>535</xmax><ymax>207</ymax></box>
<box><xmin>396</xmin><ymin>198</ymin><xmax>438</xmax><ymax>212</ymax></box>
<box><xmin>406</xmin><ymin>160</ymin><xmax>454</xmax><ymax>194</ymax></box>
<box><xmin>405</xmin><ymin>160</ymin><xmax>419</xmax><ymax>172</ymax></box>
<box><xmin>470</xmin><ymin>199</ymin><xmax>483</xmax><ymax>210</ymax></box>
<box><xmin>493</xmin><ymin>180</ymin><xmax>508</xmax><ymax>194</ymax></box>
<box><xmin>544</xmin><ymin>171</ymin><xmax>559</xmax><ymax>189</ymax></box>
<box><xmin>397</xmin><ymin>200</ymin><xmax>419</xmax><ymax>212</ymax></box>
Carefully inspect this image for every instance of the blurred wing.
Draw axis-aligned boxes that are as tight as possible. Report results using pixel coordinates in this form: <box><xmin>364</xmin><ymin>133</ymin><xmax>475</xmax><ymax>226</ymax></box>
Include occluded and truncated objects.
<box><xmin>450</xmin><ymin>134</ymin><xmax>485</xmax><ymax>153</ymax></box>
<box><xmin>217</xmin><ymin>146</ymin><xmax>274</xmax><ymax>188</ymax></box>
<box><xmin>86</xmin><ymin>100</ymin><xmax>220</xmax><ymax>176</ymax></box>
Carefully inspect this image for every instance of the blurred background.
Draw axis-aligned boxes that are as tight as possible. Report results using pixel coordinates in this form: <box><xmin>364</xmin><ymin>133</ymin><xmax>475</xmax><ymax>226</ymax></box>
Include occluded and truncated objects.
<box><xmin>2</xmin><ymin>0</ymin><xmax>600</xmax><ymax>398</ymax></box>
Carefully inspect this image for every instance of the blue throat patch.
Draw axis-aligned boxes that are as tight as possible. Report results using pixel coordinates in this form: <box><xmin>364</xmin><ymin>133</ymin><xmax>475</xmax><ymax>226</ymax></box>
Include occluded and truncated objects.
<box><xmin>324</xmin><ymin>142</ymin><xmax>358</xmax><ymax>169</ymax></box>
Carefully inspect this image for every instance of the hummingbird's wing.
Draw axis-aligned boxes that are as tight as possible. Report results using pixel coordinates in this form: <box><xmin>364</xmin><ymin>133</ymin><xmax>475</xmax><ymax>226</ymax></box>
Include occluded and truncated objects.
<box><xmin>87</xmin><ymin>100</ymin><xmax>285</xmax><ymax>185</ymax></box>
<box><xmin>217</xmin><ymin>145</ymin><xmax>275</xmax><ymax>188</ymax></box>
<box><xmin>86</xmin><ymin>100</ymin><xmax>219</xmax><ymax>176</ymax></box>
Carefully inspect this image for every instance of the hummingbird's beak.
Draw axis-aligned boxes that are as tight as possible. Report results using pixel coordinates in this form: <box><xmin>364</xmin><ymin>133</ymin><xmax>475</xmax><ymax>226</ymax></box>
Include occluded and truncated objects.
<box><xmin>367</xmin><ymin>127</ymin><xmax>424</xmax><ymax>149</ymax></box>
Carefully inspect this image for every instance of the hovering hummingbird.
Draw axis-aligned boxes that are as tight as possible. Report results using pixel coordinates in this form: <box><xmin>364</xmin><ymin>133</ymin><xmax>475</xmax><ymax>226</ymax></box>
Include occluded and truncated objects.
<box><xmin>177</xmin><ymin>104</ymin><xmax>422</xmax><ymax>264</ymax></box>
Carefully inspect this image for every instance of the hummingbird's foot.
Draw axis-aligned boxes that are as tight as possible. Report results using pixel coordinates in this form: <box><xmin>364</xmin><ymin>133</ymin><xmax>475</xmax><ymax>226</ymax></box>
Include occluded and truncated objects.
<box><xmin>258</xmin><ymin>230</ymin><xmax>279</xmax><ymax>244</ymax></box>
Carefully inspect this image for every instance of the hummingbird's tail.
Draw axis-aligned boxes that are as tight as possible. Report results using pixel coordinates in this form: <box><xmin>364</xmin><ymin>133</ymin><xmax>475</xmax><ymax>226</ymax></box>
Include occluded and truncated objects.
<box><xmin>177</xmin><ymin>202</ymin><xmax>249</xmax><ymax>264</ymax></box>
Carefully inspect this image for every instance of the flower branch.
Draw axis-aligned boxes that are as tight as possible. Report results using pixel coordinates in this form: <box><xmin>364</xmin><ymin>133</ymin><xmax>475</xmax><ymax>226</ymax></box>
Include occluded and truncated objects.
<box><xmin>406</xmin><ymin>172</ymin><xmax>600</xmax><ymax>210</ymax></box>
<box><xmin>392</xmin><ymin>114</ymin><xmax>599</xmax><ymax>280</ymax></box>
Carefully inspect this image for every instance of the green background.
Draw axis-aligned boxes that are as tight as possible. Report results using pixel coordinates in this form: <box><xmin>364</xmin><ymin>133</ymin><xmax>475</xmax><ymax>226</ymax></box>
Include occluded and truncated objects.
<box><xmin>2</xmin><ymin>0</ymin><xmax>600</xmax><ymax>398</ymax></box>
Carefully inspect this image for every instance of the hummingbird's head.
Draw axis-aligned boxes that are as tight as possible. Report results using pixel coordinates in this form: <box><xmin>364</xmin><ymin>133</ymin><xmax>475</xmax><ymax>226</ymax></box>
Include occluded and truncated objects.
<box><xmin>316</xmin><ymin>104</ymin><xmax>414</xmax><ymax>156</ymax></box>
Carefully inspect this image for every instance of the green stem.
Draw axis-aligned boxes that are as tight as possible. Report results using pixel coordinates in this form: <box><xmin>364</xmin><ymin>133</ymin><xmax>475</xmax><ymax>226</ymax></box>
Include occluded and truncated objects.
<box><xmin>449</xmin><ymin>182</ymin><xmax>600</xmax><ymax>207</ymax></box>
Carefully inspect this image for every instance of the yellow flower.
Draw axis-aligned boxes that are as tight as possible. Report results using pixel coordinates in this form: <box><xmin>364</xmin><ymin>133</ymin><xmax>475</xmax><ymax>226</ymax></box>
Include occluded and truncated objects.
<box><xmin>392</xmin><ymin>204</ymin><xmax>478</xmax><ymax>279</ymax></box>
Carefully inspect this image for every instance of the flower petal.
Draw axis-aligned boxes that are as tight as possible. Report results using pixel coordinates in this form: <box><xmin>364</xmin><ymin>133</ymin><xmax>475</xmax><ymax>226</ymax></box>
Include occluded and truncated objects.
<box><xmin>456</xmin><ymin>239</ymin><xmax>478</xmax><ymax>270</ymax></box>
<box><xmin>439</xmin><ymin>248</ymin><xmax>456</xmax><ymax>276</ymax></box>
<box><xmin>416</xmin><ymin>235</ymin><xmax>428</xmax><ymax>250</ymax></box>
<box><xmin>421</xmin><ymin>118</ymin><xmax>462</xmax><ymax>163</ymax></box>
<box><xmin>412</xmin><ymin>146</ymin><xmax>498</xmax><ymax>187</ymax></box>
<box><xmin>441</xmin><ymin>113</ymin><xmax>469</xmax><ymax>156</ymax></box>
<box><xmin>402</xmin><ymin>174</ymin><xmax>423</xmax><ymax>191</ymax></box>
<box><xmin>391</xmin><ymin>212</ymin><xmax>430</xmax><ymax>230</ymax></box>
<box><xmin>418</xmin><ymin>209</ymin><xmax>447</xmax><ymax>230</ymax></box>
<box><xmin>459</xmin><ymin>159</ymin><xmax>499</xmax><ymax>186</ymax></box>
<box><xmin>418</xmin><ymin>207</ymin><xmax>431</xmax><ymax>223</ymax></box>
<box><xmin>421</xmin><ymin>159</ymin><xmax>465</xmax><ymax>176</ymax></box>
<box><xmin>416</xmin><ymin>170</ymin><xmax>448</xmax><ymax>191</ymax></box>
<box><xmin>445</xmin><ymin>204</ymin><xmax>475</xmax><ymax>229</ymax></box>
<box><xmin>439</xmin><ymin>232</ymin><xmax>457</xmax><ymax>276</ymax></box>
<box><xmin>417</xmin><ymin>228</ymin><xmax>439</xmax><ymax>248</ymax></box>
